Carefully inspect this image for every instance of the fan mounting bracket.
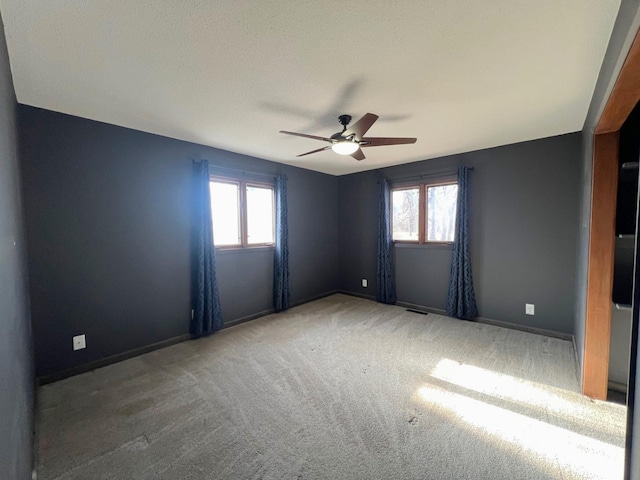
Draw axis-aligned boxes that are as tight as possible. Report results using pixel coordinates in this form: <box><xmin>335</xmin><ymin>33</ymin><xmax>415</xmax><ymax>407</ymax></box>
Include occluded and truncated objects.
<box><xmin>338</xmin><ymin>114</ymin><xmax>352</xmax><ymax>130</ymax></box>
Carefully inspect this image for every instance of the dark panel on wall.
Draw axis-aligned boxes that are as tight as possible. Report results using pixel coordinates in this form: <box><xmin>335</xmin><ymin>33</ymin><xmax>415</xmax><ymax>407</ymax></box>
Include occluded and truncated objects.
<box><xmin>19</xmin><ymin>106</ymin><xmax>338</xmax><ymax>377</ymax></box>
<box><xmin>339</xmin><ymin>133</ymin><xmax>581</xmax><ymax>334</ymax></box>
<box><xmin>0</xmin><ymin>13</ymin><xmax>34</xmax><ymax>480</ymax></box>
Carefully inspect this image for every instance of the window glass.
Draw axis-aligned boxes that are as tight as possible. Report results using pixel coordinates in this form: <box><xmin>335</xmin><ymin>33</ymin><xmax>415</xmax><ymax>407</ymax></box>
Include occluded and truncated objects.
<box><xmin>246</xmin><ymin>185</ymin><xmax>275</xmax><ymax>245</ymax></box>
<box><xmin>426</xmin><ymin>184</ymin><xmax>458</xmax><ymax>242</ymax></box>
<box><xmin>392</xmin><ymin>188</ymin><xmax>420</xmax><ymax>241</ymax></box>
<box><xmin>210</xmin><ymin>181</ymin><xmax>240</xmax><ymax>246</ymax></box>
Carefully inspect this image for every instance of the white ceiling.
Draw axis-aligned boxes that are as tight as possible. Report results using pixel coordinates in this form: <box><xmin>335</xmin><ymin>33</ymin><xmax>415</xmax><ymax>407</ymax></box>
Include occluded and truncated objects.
<box><xmin>0</xmin><ymin>1</ymin><xmax>621</xmax><ymax>175</ymax></box>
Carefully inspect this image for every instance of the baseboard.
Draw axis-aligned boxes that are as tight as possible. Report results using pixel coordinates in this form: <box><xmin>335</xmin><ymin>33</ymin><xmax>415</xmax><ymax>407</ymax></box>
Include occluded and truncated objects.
<box><xmin>292</xmin><ymin>289</ymin><xmax>339</xmax><ymax>308</ymax></box>
<box><xmin>37</xmin><ymin>290</ymin><xmax>340</xmax><ymax>385</ymax></box>
<box><xmin>37</xmin><ymin>334</ymin><xmax>191</xmax><ymax>386</ymax></box>
<box><xmin>338</xmin><ymin>290</ymin><xmax>376</xmax><ymax>301</ymax></box>
<box><xmin>222</xmin><ymin>290</ymin><xmax>339</xmax><ymax>329</ymax></box>
<box><xmin>39</xmin><ymin>291</ymin><xmax>573</xmax><ymax>385</ymax></box>
<box><xmin>222</xmin><ymin>309</ymin><xmax>275</xmax><ymax>329</ymax></box>
<box><xmin>474</xmin><ymin>316</ymin><xmax>573</xmax><ymax>341</ymax></box>
<box><xmin>344</xmin><ymin>291</ymin><xmax>573</xmax><ymax>341</ymax></box>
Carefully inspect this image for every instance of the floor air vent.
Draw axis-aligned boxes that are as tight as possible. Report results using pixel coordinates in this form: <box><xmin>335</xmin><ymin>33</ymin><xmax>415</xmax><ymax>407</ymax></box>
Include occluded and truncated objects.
<box><xmin>406</xmin><ymin>309</ymin><xmax>428</xmax><ymax>315</ymax></box>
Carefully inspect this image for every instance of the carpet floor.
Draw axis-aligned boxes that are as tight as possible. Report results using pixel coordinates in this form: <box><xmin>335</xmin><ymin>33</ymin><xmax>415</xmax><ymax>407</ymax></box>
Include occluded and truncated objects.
<box><xmin>36</xmin><ymin>294</ymin><xmax>626</xmax><ymax>479</ymax></box>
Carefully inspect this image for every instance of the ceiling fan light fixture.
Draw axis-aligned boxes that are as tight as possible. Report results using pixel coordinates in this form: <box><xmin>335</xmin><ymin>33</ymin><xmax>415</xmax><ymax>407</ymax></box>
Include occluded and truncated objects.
<box><xmin>279</xmin><ymin>113</ymin><xmax>416</xmax><ymax>161</ymax></box>
<box><xmin>332</xmin><ymin>141</ymin><xmax>359</xmax><ymax>155</ymax></box>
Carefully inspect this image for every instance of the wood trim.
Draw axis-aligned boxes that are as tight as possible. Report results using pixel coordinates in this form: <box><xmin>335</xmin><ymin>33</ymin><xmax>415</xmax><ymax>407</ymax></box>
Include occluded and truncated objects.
<box><xmin>583</xmin><ymin>26</ymin><xmax>640</xmax><ymax>399</ymax></box>
<box><xmin>418</xmin><ymin>184</ymin><xmax>426</xmax><ymax>243</ymax></box>
<box><xmin>583</xmin><ymin>131</ymin><xmax>619</xmax><ymax>399</ymax></box>
<box><xmin>392</xmin><ymin>180</ymin><xmax>457</xmax><ymax>245</ymax></box>
<box><xmin>596</xmin><ymin>29</ymin><xmax>640</xmax><ymax>134</ymax></box>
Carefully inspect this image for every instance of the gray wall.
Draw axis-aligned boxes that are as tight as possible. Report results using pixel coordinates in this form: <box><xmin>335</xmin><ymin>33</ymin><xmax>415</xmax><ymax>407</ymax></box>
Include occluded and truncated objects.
<box><xmin>19</xmin><ymin>106</ymin><xmax>338</xmax><ymax>377</ymax></box>
<box><xmin>339</xmin><ymin>133</ymin><xmax>581</xmax><ymax>334</ymax></box>
<box><xmin>0</xmin><ymin>12</ymin><xmax>34</xmax><ymax>480</ymax></box>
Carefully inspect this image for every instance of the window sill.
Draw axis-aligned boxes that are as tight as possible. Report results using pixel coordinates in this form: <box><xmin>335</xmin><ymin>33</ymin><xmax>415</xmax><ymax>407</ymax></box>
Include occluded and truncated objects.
<box><xmin>394</xmin><ymin>242</ymin><xmax>453</xmax><ymax>250</ymax></box>
<box><xmin>215</xmin><ymin>245</ymin><xmax>275</xmax><ymax>255</ymax></box>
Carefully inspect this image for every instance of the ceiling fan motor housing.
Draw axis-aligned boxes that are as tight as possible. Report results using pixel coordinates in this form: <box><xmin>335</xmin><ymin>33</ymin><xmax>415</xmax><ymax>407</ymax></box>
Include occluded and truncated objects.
<box><xmin>330</xmin><ymin>132</ymin><xmax>348</xmax><ymax>141</ymax></box>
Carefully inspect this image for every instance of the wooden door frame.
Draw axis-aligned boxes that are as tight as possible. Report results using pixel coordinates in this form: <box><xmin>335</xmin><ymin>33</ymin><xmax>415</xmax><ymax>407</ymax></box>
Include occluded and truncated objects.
<box><xmin>584</xmin><ymin>28</ymin><xmax>640</xmax><ymax>399</ymax></box>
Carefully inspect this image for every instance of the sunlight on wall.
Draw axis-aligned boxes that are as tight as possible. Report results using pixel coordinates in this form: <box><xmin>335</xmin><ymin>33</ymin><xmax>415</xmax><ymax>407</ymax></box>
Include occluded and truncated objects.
<box><xmin>417</xmin><ymin>385</ymin><xmax>623</xmax><ymax>479</ymax></box>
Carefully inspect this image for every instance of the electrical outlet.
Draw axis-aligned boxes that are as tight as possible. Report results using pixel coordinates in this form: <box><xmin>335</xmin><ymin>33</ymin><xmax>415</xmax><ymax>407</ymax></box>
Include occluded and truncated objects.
<box><xmin>525</xmin><ymin>304</ymin><xmax>535</xmax><ymax>315</ymax></box>
<box><xmin>73</xmin><ymin>334</ymin><xmax>86</xmax><ymax>351</ymax></box>
<box><xmin>362</xmin><ymin>278</ymin><xmax>368</xmax><ymax>288</ymax></box>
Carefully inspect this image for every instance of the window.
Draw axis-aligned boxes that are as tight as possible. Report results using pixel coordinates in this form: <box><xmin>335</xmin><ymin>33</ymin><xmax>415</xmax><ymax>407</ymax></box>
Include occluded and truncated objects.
<box><xmin>209</xmin><ymin>178</ymin><xmax>275</xmax><ymax>247</ymax></box>
<box><xmin>391</xmin><ymin>181</ymin><xmax>458</xmax><ymax>244</ymax></box>
<box><xmin>426</xmin><ymin>183</ymin><xmax>458</xmax><ymax>242</ymax></box>
<box><xmin>392</xmin><ymin>187</ymin><xmax>420</xmax><ymax>241</ymax></box>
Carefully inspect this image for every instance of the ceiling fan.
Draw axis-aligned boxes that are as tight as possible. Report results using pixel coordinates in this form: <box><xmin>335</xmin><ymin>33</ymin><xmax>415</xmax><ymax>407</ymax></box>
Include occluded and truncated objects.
<box><xmin>279</xmin><ymin>113</ymin><xmax>417</xmax><ymax>161</ymax></box>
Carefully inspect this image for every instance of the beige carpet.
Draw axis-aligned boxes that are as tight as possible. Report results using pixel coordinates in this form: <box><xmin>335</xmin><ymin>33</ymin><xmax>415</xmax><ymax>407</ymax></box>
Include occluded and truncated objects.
<box><xmin>36</xmin><ymin>294</ymin><xmax>626</xmax><ymax>479</ymax></box>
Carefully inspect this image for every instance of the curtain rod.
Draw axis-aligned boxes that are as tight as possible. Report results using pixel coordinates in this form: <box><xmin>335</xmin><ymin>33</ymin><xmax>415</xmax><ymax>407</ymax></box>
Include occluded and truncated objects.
<box><xmin>379</xmin><ymin>166</ymin><xmax>474</xmax><ymax>184</ymax></box>
<box><xmin>205</xmin><ymin>163</ymin><xmax>285</xmax><ymax>180</ymax></box>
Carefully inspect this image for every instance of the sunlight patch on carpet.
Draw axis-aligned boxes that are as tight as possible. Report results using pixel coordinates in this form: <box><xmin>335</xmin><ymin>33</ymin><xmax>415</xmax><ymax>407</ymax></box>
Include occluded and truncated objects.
<box><xmin>430</xmin><ymin>358</ymin><xmax>625</xmax><ymax>436</ymax></box>
<box><xmin>417</xmin><ymin>380</ymin><xmax>625</xmax><ymax>480</ymax></box>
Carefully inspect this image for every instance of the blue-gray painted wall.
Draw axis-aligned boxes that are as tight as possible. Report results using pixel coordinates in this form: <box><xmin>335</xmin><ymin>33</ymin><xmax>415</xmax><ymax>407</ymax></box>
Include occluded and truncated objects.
<box><xmin>0</xmin><ymin>11</ymin><xmax>34</xmax><ymax>480</ymax></box>
<box><xmin>339</xmin><ymin>133</ymin><xmax>582</xmax><ymax>334</ymax></box>
<box><xmin>20</xmin><ymin>104</ymin><xmax>586</xmax><ymax>382</ymax></box>
<box><xmin>18</xmin><ymin>106</ymin><xmax>338</xmax><ymax>377</ymax></box>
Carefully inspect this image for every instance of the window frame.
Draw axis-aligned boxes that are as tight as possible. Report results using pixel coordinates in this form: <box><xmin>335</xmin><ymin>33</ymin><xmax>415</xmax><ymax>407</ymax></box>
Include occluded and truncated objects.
<box><xmin>210</xmin><ymin>176</ymin><xmax>276</xmax><ymax>249</ymax></box>
<box><xmin>391</xmin><ymin>180</ymin><xmax>458</xmax><ymax>245</ymax></box>
<box><xmin>390</xmin><ymin>185</ymin><xmax>422</xmax><ymax>244</ymax></box>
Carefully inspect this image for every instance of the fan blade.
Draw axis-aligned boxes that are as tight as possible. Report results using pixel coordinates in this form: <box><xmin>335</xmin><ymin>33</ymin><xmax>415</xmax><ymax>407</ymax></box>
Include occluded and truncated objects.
<box><xmin>360</xmin><ymin>137</ymin><xmax>417</xmax><ymax>147</ymax></box>
<box><xmin>342</xmin><ymin>113</ymin><xmax>379</xmax><ymax>140</ymax></box>
<box><xmin>350</xmin><ymin>148</ymin><xmax>365</xmax><ymax>161</ymax></box>
<box><xmin>296</xmin><ymin>146</ymin><xmax>332</xmax><ymax>157</ymax></box>
<box><xmin>280</xmin><ymin>131</ymin><xmax>332</xmax><ymax>143</ymax></box>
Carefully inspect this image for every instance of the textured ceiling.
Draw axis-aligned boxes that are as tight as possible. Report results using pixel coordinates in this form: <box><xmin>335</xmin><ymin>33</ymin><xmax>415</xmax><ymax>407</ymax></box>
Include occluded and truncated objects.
<box><xmin>0</xmin><ymin>1</ymin><xmax>621</xmax><ymax>175</ymax></box>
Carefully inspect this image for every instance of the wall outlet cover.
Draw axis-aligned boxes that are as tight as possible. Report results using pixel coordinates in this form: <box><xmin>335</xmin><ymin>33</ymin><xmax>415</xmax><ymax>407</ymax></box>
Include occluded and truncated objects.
<box><xmin>525</xmin><ymin>304</ymin><xmax>535</xmax><ymax>315</ymax></box>
<box><xmin>362</xmin><ymin>278</ymin><xmax>368</xmax><ymax>288</ymax></box>
<box><xmin>73</xmin><ymin>334</ymin><xmax>86</xmax><ymax>351</ymax></box>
